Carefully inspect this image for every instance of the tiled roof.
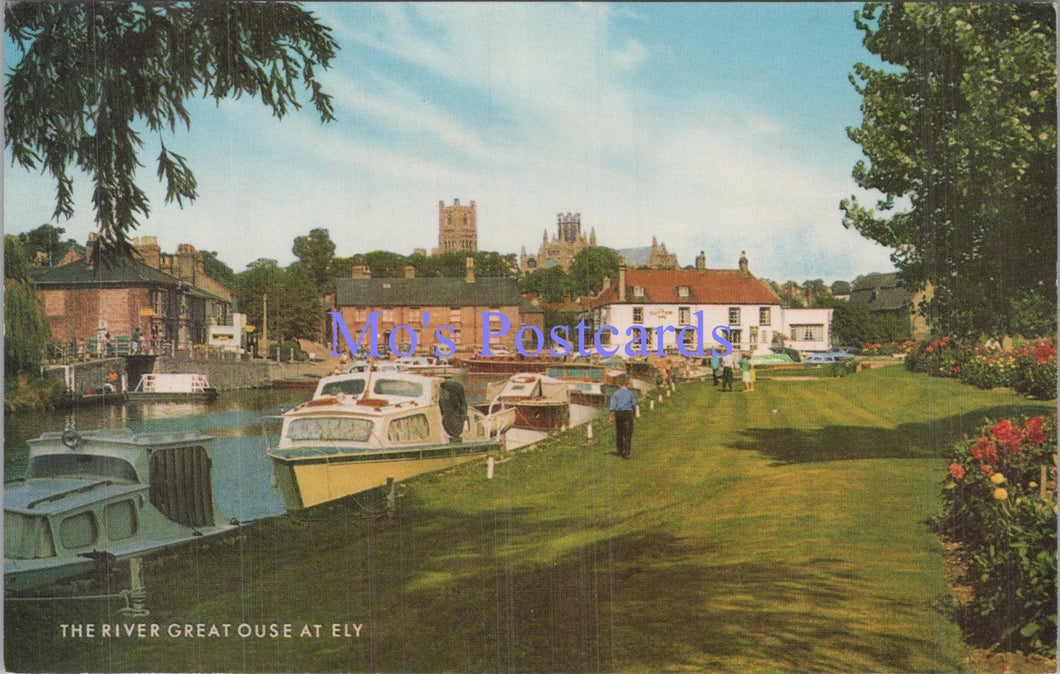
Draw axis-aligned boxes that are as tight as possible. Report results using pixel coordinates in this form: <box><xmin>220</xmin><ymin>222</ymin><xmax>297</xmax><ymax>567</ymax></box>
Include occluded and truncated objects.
<box><xmin>336</xmin><ymin>277</ymin><xmax>524</xmax><ymax>307</ymax></box>
<box><xmin>590</xmin><ymin>268</ymin><xmax>781</xmax><ymax>307</ymax></box>
<box><xmin>31</xmin><ymin>257</ymin><xmax>185</xmax><ymax>288</ymax></box>
<box><xmin>849</xmin><ymin>272</ymin><xmax>913</xmax><ymax>312</ymax></box>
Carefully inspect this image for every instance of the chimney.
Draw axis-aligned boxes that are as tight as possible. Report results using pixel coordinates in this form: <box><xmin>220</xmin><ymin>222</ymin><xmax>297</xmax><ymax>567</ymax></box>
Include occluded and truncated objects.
<box><xmin>351</xmin><ymin>265</ymin><xmax>371</xmax><ymax>280</ymax></box>
<box><xmin>465</xmin><ymin>256</ymin><xmax>475</xmax><ymax>283</ymax></box>
<box><xmin>695</xmin><ymin>251</ymin><xmax>706</xmax><ymax>271</ymax></box>
<box><xmin>601</xmin><ymin>275</ymin><xmax>611</xmax><ymax>293</ymax></box>
<box><xmin>618</xmin><ymin>258</ymin><xmax>627</xmax><ymax>302</ymax></box>
<box><xmin>739</xmin><ymin>251</ymin><xmax>749</xmax><ymax>276</ymax></box>
<box><xmin>404</xmin><ymin>265</ymin><xmax>416</xmax><ymax>279</ymax></box>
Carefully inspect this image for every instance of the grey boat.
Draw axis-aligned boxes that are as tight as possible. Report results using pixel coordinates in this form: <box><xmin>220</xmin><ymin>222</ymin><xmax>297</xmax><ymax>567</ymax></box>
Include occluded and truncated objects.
<box><xmin>4</xmin><ymin>428</ymin><xmax>235</xmax><ymax>595</ymax></box>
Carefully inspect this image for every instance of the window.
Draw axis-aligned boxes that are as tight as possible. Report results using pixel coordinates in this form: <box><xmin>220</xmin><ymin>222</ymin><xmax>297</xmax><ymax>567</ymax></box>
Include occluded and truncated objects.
<box><xmin>633</xmin><ymin>307</ymin><xmax>644</xmax><ymax>324</ymax></box>
<box><xmin>677</xmin><ymin>286</ymin><xmax>690</xmax><ymax>298</ymax></box>
<box><xmin>450</xmin><ymin>307</ymin><xmax>462</xmax><ymax>324</ymax></box>
<box><xmin>374</xmin><ymin>379</ymin><xmax>424</xmax><ymax>397</ymax></box>
<box><xmin>633</xmin><ymin>286</ymin><xmax>645</xmax><ymax>298</ymax></box>
<box><xmin>728</xmin><ymin>307</ymin><xmax>741</xmax><ymax>325</ymax></box>
<box><xmin>749</xmin><ymin>326</ymin><xmax>759</xmax><ymax>345</ymax></box>
<box><xmin>729</xmin><ymin>329</ymin><xmax>742</xmax><ymax>348</ymax></box>
<box><xmin>759</xmin><ymin>307</ymin><xmax>771</xmax><ymax>326</ymax></box>
<box><xmin>60</xmin><ymin>512</ymin><xmax>98</xmax><ymax>549</ymax></box>
<box><xmin>678</xmin><ymin>307</ymin><xmax>690</xmax><ymax>326</ymax></box>
<box><xmin>320</xmin><ymin>379</ymin><xmax>366</xmax><ymax>396</ymax></box>
<box><xmin>387</xmin><ymin>414</ymin><xmax>431</xmax><ymax>443</ymax></box>
<box><xmin>790</xmin><ymin>324</ymin><xmax>824</xmax><ymax>341</ymax></box>
<box><xmin>105</xmin><ymin>500</ymin><xmax>137</xmax><ymax>541</ymax></box>
<box><xmin>682</xmin><ymin>329</ymin><xmax>697</xmax><ymax>350</ymax></box>
<box><xmin>287</xmin><ymin>417</ymin><xmax>374</xmax><ymax>442</ymax></box>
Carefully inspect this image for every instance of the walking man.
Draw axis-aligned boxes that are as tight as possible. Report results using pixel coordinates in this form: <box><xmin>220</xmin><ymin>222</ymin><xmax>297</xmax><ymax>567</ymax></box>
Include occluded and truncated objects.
<box><xmin>609</xmin><ymin>374</ymin><xmax>636</xmax><ymax>459</ymax></box>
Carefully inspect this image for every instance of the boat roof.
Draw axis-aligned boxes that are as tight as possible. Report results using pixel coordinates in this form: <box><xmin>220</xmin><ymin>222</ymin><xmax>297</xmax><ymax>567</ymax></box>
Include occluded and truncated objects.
<box><xmin>5</xmin><ymin>477</ymin><xmax>143</xmax><ymax>516</ymax></box>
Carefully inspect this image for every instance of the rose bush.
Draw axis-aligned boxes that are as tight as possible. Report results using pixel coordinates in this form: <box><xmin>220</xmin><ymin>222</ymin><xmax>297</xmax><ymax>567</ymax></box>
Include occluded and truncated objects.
<box><xmin>1011</xmin><ymin>341</ymin><xmax>1057</xmax><ymax>400</ymax></box>
<box><xmin>937</xmin><ymin>415</ymin><xmax>1057</xmax><ymax>656</ymax></box>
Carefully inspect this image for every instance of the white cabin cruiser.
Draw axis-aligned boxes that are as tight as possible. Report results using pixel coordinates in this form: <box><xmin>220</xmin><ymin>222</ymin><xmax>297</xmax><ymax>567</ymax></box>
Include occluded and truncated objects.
<box><xmin>268</xmin><ymin>372</ymin><xmax>516</xmax><ymax>510</ymax></box>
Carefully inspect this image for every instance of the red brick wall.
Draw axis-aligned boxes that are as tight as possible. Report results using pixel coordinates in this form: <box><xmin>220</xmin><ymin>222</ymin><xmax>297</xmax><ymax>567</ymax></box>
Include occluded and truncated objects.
<box><xmin>334</xmin><ymin>304</ymin><xmax>524</xmax><ymax>356</ymax></box>
<box><xmin>40</xmin><ymin>287</ymin><xmax>152</xmax><ymax>341</ymax></box>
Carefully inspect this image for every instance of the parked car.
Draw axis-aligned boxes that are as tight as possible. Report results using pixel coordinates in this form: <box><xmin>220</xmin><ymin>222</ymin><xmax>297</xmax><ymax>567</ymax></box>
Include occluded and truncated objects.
<box><xmin>803</xmin><ymin>352</ymin><xmax>856</xmax><ymax>365</ymax></box>
<box><xmin>833</xmin><ymin>345</ymin><xmax>861</xmax><ymax>355</ymax></box>
<box><xmin>751</xmin><ymin>353</ymin><xmax>797</xmax><ymax>366</ymax></box>
<box><xmin>770</xmin><ymin>346</ymin><xmax>802</xmax><ymax>363</ymax></box>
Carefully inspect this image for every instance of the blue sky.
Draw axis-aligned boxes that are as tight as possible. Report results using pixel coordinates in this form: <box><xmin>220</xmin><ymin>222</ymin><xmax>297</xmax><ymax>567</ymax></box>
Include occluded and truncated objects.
<box><xmin>4</xmin><ymin>2</ymin><xmax>897</xmax><ymax>283</ymax></box>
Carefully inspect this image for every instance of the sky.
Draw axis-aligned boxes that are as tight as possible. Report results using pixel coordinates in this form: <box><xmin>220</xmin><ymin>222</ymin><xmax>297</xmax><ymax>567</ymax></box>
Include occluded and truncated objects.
<box><xmin>4</xmin><ymin>2</ymin><xmax>898</xmax><ymax>284</ymax></box>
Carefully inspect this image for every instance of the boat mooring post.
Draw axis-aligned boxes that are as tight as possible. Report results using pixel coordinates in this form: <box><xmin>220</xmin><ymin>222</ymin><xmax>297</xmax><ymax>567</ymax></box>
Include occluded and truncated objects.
<box><xmin>120</xmin><ymin>557</ymin><xmax>150</xmax><ymax>617</ymax></box>
<box><xmin>586</xmin><ymin>423</ymin><xmax>593</xmax><ymax>440</ymax></box>
<box><xmin>487</xmin><ymin>455</ymin><xmax>495</xmax><ymax>479</ymax></box>
<box><xmin>385</xmin><ymin>477</ymin><xmax>396</xmax><ymax>513</ymax></box>
<box><xmin>635</xmin><ymin>405</ymin><xmax>641</xmax><ymax>419</ymax></box>
<box><xmin>649</xmin><ymin>399</ymin><xmax>654</xmax><ymax>411</ymax></box>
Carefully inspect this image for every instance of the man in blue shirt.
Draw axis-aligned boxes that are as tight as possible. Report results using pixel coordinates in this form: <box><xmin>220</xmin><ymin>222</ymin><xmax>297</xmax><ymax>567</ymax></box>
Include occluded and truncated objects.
<box><xmin>609</xmin><ymin>374</ymin><xmax>637</xmax><ymax>459</ymax></box>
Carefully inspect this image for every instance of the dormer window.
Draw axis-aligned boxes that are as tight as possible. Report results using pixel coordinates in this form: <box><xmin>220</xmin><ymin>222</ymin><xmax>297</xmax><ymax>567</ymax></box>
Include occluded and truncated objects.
<box><xmin>677</xmin><ymin>286</ymin><xmax>690</xmax><ymax>298</ymax></box>
<box><xmin>633</xmin><ymin>286</ymin><xmax>645</xmax><ymax>298</ymax></box>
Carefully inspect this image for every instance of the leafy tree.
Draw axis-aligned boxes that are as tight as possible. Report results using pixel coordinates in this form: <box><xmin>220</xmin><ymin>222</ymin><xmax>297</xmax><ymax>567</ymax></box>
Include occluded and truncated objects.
<box><xmin>831</xmin><ymin>280</ymin><xmax>853</xmax><ymax>296</ymax></box>
<box><xmin>199</xmin><ymin>250</ymin><xmax>235</xmax><ymax>288</ymax></box>
<box><xmin>520</xmin><ymin>266</ymin><xmax>572</xmax><ymax>304</ymax></box>
<box><xmin>842</xmin><ymin>3</ymin><xmax>1056</xmax><ymax>338</ymax></box>
<box><xmin>830</xmin><ymin>302</ymin><xmax>910</xmax><ymax>346</ymax></box>
<box><xmin>292</xmin><ymin>228</ymin><xmax>336</xmax><ymax>294</ymax></box>
<box><xmin>569</xmin><ymin>246</ymin><xmax>620</xmax><ymax>299</ymax></box>
<box><xmin>4</xmin><ymin>236</ymin><xmax>53</xmax><ymax>376</ymax></box>
<box><xmin>6</xmin><ymin>2</ymin><xmax>338</xmax><ymax>259</ymax></box>
<box><xmin>17</xmin><ymin>224</ymin><xmax>82</xmax><ymax>266</ymax></box>
<box><xmin>235</xmin><ymin>259</ymin><xmax>322</xmax><ymax>342</ymax></box>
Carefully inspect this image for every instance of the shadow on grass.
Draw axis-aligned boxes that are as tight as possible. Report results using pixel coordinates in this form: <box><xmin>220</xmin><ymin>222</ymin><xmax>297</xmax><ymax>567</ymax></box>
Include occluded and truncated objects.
<box><xmin>729</xmin><ymin>403</ymin><xmax>1054</xmax><ymax>465</ymax></box>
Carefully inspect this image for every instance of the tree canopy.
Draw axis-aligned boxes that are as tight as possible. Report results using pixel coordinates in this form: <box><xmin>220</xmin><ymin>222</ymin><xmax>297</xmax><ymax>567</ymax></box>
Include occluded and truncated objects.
<box><xmin>292</xmin><ymin>228</ymin><xmax>337</xmax><ymax>294</ymax></box>
<box><xmin>5</xmin><ymin>2</ymin><xmax>338</xmax><ymax>259</ymax></box>
<box><xmin>568</xmin><ymin>247</ymin><xmax>621</xmax><ymax>298</ymax></box>
<box><xmin>5</xmin><ymin>236</ymin><xmax>53</xmax><ymax>376</ymax></box>
<box><xmin>842</xmin><ymin>3</ymin><xmax>1056</xmax><ymax>339</ymax></box>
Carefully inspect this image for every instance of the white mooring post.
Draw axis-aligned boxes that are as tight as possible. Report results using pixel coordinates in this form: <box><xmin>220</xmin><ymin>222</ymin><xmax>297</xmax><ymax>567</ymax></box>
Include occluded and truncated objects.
<box><xmin>586</xmin><ymin>423</ymin><xmax>594</xmax><ymax>440</ymax></box>
<box><xmin>124</xmin><ymin>557</ymin><xmax>149</xmax><ymax>617</ymax></box>
<box><xmin>487</xmin><ymin>455</ymin><xmax>495</xmax><ymax>480</ymax></box>
<box><xmin>386</xmin><ymin>477</ymin><xmax>396</xmax><ymax>512</ymax></box>
<box><xmin>635</xmin><ymin>405</ymin><xmax>641</xmax><ymax>419</ymax></box>
<box><xmin>649</xmin><ymin>399</ymin><xmax>655</xmax><ymax>411</ymax></box>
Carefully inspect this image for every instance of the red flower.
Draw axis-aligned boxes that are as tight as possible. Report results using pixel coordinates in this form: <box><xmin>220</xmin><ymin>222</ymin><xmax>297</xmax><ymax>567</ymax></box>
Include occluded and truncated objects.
<box><xmin>970</xmin><ymin>436</ymin><xmax>998</xmax><ymax>463</ymax></box>
<box><xmin>982</xmin><ymin>464</ymin><xmax>994</xmax><ymax>476</ymax></box>
<box><xmin>1023</xmin><ymin>416</ymin><xmax>1046</xmax><ymax>446</ymax></box>
<box><xmin>949</xmin><ymin>463</ymin><xmax>966</xmax><ymax>480</ymax></box>
<box><xmin>991</xmin><ymin>419</ymin><xmax>1021</xmax><ymax>454</ymax></box>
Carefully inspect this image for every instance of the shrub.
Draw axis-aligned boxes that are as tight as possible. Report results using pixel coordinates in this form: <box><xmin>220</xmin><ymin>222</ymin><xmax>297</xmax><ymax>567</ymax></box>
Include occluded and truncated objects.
<box><xmin>268</xmin><ymin>340</ymin><xmax>308</xmax><ymax>362</ymax></box>
<box><xmin>938</xmin><ymin>415</ymin><xmax>1057</xmax><ymax>657</ymax></box>
<box><xmin>905</xmin><ymin>336</ymin><xmax>970</xmax><ymax>377</ymax></box>
<box><xmin>1011</xmin><ymin>341</ymin><xmax>1057</xmax><ymax>400</ymax></box>
<box><xmin>958</xmin><ymin>347</ymin><xmax>1019</xmax><ymax>390</ymax></box>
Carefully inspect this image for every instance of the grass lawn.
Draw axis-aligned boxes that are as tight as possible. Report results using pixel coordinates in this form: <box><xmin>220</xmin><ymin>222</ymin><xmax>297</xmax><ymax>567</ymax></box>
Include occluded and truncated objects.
<box><xmin>6</xmin><ymin>367</ymin><xmax>1054</xmax><ymax>672</ymax></box>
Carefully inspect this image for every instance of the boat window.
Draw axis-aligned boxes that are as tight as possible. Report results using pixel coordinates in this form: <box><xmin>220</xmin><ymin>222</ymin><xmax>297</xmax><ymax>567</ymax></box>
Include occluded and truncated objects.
<box><xmin>105</xmin><ymin>500</ymin><xmax>138</xmax><ymax>541</ymax></box>
<box><xmin>387</xmin><ymin>414</ymin><xmax>431</xmax><ymax>443</ymax></box>
<box><xmin>4</xmin><ymin>512</ymin><xmax>56</xmax><ymax>559</ymax></box>
<box><xmin>28</xmin><ymin>454</ymin><xmax>138</xmax><ymax>482</ymax></box>
<box><xmin>320</xmin><ymin>379</ymin><xmax>366</xmax><ymax>396</ymax></box>
<box><xmin>59</xmin><ymin>512</ymin><xmax>98</xmax><ymax>549</ymax></box>
<box><xmin>374</xmin><ymin>379</ymin><xmax>423</xmax><ymax>398</ymax></box>
<box><xmin>287</xmin><ymin>417</ymin><xmax>373</xmax><ymax>442</ymax></box>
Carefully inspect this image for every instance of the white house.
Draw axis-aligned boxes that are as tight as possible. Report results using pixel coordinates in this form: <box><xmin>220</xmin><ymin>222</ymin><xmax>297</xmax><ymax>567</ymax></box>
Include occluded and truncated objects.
<box><xmin>586</xmin><ymin>256</ymin><xmax>785</xmax><ymax>357</ymax></box>
<box><xmin>781</xmin><ymin>307</ymin><xmax>834</xmax><ymax>353</ymax></box>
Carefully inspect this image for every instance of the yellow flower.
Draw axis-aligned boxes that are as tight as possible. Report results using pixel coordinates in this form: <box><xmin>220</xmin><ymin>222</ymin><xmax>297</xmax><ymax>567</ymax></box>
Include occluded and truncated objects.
<box><xmin>990</xmin><ymin>472</ymin><xmax>1006</xmax><ymax>485</ymax></box>
<box><xmin>993</xmin><ymin>487</ymin><xmax>1009</xmax><ymax>500</ymax></box>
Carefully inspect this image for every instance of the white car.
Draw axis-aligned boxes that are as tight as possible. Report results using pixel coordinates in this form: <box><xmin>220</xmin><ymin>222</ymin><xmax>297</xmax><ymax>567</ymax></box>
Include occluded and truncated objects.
<box><xmin>803</xmin><ymin>352</ymin><xmax>856</xmax><ymax>365</ymax></box>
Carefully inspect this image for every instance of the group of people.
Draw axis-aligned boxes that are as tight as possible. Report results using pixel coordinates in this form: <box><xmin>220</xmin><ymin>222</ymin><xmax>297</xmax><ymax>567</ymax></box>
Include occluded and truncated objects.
<box><xmin>708</xmin><ymin>351</ymin><xmax>755</xmax><ymax>392</ymax></box>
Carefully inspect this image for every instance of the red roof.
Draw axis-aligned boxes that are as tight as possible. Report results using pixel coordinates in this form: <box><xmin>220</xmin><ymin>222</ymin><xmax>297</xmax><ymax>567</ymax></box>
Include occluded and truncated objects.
<box><xmin>590</xmin><ymin>268</ymin><xmax>780</xmax><ymax>307</ymax></box>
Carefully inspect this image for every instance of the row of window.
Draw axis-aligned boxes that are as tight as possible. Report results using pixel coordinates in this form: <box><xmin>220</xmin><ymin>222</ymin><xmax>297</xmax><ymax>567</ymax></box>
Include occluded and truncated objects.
<box><xmin>58</xmin><ymin>500</ymin><xmax>138</xmax><ymax>552</ymax></box>
<box><xmin>630</xmin><ymin>307</ymin><xmax>773</xmax><ymax>326</ymax></box>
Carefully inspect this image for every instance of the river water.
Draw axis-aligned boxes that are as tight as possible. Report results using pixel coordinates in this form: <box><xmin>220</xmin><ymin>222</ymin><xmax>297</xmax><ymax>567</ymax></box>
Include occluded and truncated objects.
<box><xmin>4</xmin><ymin>389</ymin><xmax>309</xmax><ymax>523</ymax></box>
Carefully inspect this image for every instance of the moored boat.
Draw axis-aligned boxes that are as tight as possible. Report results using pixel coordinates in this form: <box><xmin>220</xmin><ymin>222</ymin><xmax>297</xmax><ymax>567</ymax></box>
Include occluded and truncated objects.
<box><xmin>5</xmin><ymin>428</ymin><xmax>235</xmax><ymax>595</ymax></box>
<box><xmin>125</xmin><ymin>373</ymin><xmax>218</xmax><ymax>402</ymax></box>
<box><xmin>272</xmin><ymin>374</ymin><xmax>322</xmax><ymax>390</ymax></box>
<box><xmin>267</xmin><ymin>372</ymin><xmax>515</xmax><ymax>511</ymax></box>
<box><xmin>480</xmin><ymin>373</ymin><xmax>571</xmax><ymax>431</ymax></box>
<box><xmin>544</xmin><ymin>363</ymin><xmax>625</xmax><ymax>407</ymax></box>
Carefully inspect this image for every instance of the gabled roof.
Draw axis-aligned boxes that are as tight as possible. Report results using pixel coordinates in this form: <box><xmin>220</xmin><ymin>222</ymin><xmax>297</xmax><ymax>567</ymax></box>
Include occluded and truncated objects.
<box><xmin>336</xmin><ymin>277</ymin><xmax>524</xmax><ymax>307</ymax></box>
<box><xmin>31</xmin><ymin>256</ymin><xmax>186</xmax><ymax>288</ymax></box>
<box><xmin>849</xmin><ymin>272</ymin><xmax>914</xmax><ymax>312</ymax></box>
<box><xmin>590</xmin><ymin>268</ymin><xmax>781</xmax><ymax>307</ymax></box>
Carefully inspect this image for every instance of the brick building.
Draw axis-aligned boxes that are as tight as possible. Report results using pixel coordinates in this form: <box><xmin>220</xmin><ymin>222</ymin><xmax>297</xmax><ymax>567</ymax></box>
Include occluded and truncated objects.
<box><xmin>32</xmin><ymin>237</ymin><xmax>231</xmax><ymax>353</ymax></box>
<box><xmin>333</xmin><ymin>258</ymin><xmax>542</xmax><ymax>356</ymax></box>
<box><xmin>433</xmin><ymin>199</ymin><xmax>478</xmax><ymax>254</ymax></box>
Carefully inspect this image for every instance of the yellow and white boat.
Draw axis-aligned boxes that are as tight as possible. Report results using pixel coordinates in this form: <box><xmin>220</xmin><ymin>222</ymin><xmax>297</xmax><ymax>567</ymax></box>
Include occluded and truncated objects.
<box><xmin>267</xmin><ymin>372</ymin><xmax>515</xmax><ymax>510</ymax></box>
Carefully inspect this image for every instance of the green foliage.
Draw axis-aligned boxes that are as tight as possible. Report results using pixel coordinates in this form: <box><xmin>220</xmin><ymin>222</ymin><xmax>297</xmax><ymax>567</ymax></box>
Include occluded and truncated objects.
<box><xmin>520</xmin><ymin>266</ymin><xmax>572</xmax><ymax>303</ymax></box>
<box><xmin>830</xmin><ymin>302</ymin><xmax>910</xmax><ymax>345</ymax></box>
<box><xmin>4</xmin><ymin>236</ymin><xmax>53</xmax><ymax>377</ymax></box>
<box><xmin>198</xmin><ymin>250</ymin><xmax>235</xmax><ymax>288</ymax></box>
<box><xmin>831</xmin><ymin>280</ymin><xmax>852</xmax><ymax>296</ymax></box>
<box><xmin>910</xmin><ymin>337</ymin><xmax>1056</xmax><ymax>400</ymax></box>
<box><xmin>16</xmin><ymin>224</ymin><xmax>82</xmax><ymax>265</ymax></box>
<box><xmin>568</xmin><ymin>246</ymin><xmax>620</xmax><ymax>298</ymax></box>
<box><xmin>843</xmin><ymin>3</ymin><xmax>1057</xmax><ymax>339</ymax></box>
<box><xmin>937</xmin><ymin>415</ymin><xmax>1057</xmax><ymax>657</ymax></box>
<box><xmin>292</xmin><ymin>228</ymin><xmax>336</xmax><ymax>294</ymax></box>
<box><xmin>234</xmin><ymin>258</ymin><xmax>321</xmax><ymax>342</ymax></box>
<box><xmin>5</xmin><ymin>2</ymin><xmax>337</xmax><ymax>258</ymax></box>
<box><xmin>1011</xmin><ymin>343</ymin><xmax>1058</xmax><ymax>400</ymax></box>
<box><xmin>4</xmin><ymin>373</ymin><xmax>67</xmax><ymax>411</ymax></box>
<box><xmin>268</xmin><ymin>339</ymin><xmax>308</xmax><ymax>362</ymax></box>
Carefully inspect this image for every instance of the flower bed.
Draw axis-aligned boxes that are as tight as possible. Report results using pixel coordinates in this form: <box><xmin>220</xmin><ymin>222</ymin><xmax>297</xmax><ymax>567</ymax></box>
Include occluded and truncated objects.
<box><xmin>907</xmin><ymin>338</ymin><xmax>1056</xmax><ymax>399</ymax></box>
<box><xmin>938</xmin><ymin>415</ymin><xmax>1057</xmax><ymax>657</ymax></box>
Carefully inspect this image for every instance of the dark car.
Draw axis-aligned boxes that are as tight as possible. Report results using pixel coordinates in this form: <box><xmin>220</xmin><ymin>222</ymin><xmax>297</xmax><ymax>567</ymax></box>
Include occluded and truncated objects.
<box><xmin>770</xmin><ymin>346</ymin><xmax>802</xmax><ymax>363</ymax></box>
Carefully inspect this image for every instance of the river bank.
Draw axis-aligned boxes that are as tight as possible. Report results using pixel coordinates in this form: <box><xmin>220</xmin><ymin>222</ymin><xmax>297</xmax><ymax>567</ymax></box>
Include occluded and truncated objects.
<box><xmin>6</xmin><ymin>368</ymin><xmax>1055</xmax><ymax>671</ymax></box>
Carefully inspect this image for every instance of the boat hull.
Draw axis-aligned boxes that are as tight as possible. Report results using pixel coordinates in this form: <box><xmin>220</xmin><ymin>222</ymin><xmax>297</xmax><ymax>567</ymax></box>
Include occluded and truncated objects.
<box><xmin>270</xmin><ymin>441</ymin><xmax>502</xmax><ymax>510</ymax></box>
<box><xmin>125</xmin><ymin>388</ymin><xmax>218</xmax><ymax>403</ymax></box>
<box><xmin>511</xmin><ymin>401</ymin><xmax>569</xmax><ymax>431</ymax></box>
